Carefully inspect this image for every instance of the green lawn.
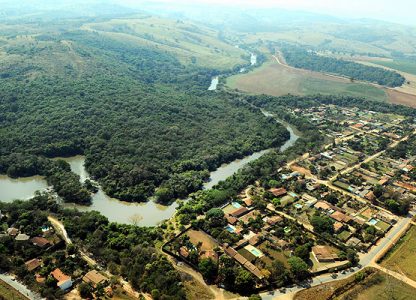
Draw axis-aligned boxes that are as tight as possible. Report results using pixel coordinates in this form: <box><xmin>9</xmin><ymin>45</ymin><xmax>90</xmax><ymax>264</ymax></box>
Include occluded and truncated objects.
<box><xmin>372</xmin><ymin>59</ymin><xmax>416</xmax><ymax>76</ymax></box>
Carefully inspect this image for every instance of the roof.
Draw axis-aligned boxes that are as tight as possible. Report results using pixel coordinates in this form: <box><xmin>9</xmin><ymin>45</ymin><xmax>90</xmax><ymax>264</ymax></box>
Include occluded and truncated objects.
<box><xmin>330</xmin><ymin>211</ymin><xmax>352</xmax><ymax>223</ymax></box>
<box><xmin>25</xmin><ymin>258</ymin><xmax>42</xmax><ymax>272</ymax></box>
<box><xmin>312</xmin><ymin>245</ymin><xmax>339</xmax><ymax>261</ymax></box>
<box><xmin>333</xmin><ymin>222</ymin><xmax>344</xmax><ymax>232</ymax></box>
<box><xmin>234</xmin><ymin>253</ymin><xmax>248</xmax><ymax>265</ymax></box>
<box><xmin>314</xmin><ymin>201</ymin><xmax>331</xmax><ymax>211</ymax></box>
<box><xmin>230</xmin><ymin>207</ymin><xmax>249</xmax><ymax>218</ymax></box>
<box><xmin>225</xmin><ymin>214</ymin><xmax>238</xmax><ymax>225</ymax></box>
<box><xmin>224</xmin><ymin>245</ymin><xmax>238</xmax><ymax>258</ymax></box>
<box><xmin>365</xmin><ymin>191</ymin><xmax>376</xmax><ymax>201</ymax></box>
<box><xmin>270</xmin><ymin>188</ymin><xmax>287</xmax><ymax>197</ymax></box>
<box><xmin>31</xmin><ymin>237</ymin><xmax>51</xmax><ymax>248</ymax></box>
<box><xmin>51</xmin><ymin>268</ymin><xmax>71</xmax><ymax>285</ymax></box>
<box><xmin>179</xmin><ymin>246</ymin><xmax>189</xmax><ymax>258</ymax></box>
<box><xmin>7</xmin><ymin>228</ymin><xmax>18</xmax><ymax>236</ymax></box>
<box><xmin>83</xmin><ymin>270</ymin><xmax>107</xmax><ymax>286</ymax></box>
<box><xmin>200</xmin><ymin>250</ymin><xmax>218</xmax><ymax>262</ymax></box>
<box><xmin>243</xmin><ymin>198</ymin><xmax>253</xmax><ymax>207</ymax></box>
<box><xmin>238</xmin><ymin>210</ymin><xmax>260</xmax><ymax>224</ymax></box>
<box><xmin>15</xmin><ymin>233</ymin><xmax>30</xmax><ymax>241</ymax></box>
<box><xmin>249</xmin><ymin>234</ymin><xmax>260</xmax><ymax>246</ymax></box>
<box><xmin>243</xmin><ymin>261</ymin><xmax>264</xmax><ymax>279</ymax></box>
<box><xmin>265</xmin><ymin>215</ymin><xmax>283</xmax><ymax>225</ymax></box>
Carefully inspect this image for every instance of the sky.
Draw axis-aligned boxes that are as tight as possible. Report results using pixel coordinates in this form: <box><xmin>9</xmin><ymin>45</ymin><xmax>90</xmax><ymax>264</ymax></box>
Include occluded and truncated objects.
<box><xmin>124</xmin><ymin>0</ymin><xmax>416</xmax><ymax>26</ymax></box>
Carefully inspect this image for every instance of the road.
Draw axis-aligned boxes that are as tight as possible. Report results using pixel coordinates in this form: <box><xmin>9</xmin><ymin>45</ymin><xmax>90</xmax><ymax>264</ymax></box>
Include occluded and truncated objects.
<box><xmin>0</xmin><ymin>274</ymin><xmax>42</xmax><ymax>300</ymax></box>
<box><xmin>260</xmin><ymin>215</ymin><xmax>413</xmax><ymax>300</ymax></box>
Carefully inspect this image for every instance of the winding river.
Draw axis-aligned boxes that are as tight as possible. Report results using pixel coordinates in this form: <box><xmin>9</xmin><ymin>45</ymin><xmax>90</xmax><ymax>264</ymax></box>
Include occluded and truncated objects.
<box><xmin>0</xmin><ymin>50</ymin><xmax>299</xmax><ymax>226</ymax></box>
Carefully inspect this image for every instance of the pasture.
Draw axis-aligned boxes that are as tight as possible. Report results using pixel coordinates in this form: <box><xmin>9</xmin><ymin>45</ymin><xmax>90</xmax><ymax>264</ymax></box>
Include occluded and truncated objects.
<box><xmin>226</xmin><ymin>59</ymin><xmax>388</xmax><ymax>101</ymax></box>
<box><xmin>381</xmin><ymin>225</ymin><xmax>416</xmax><ymax>281</ymax></box>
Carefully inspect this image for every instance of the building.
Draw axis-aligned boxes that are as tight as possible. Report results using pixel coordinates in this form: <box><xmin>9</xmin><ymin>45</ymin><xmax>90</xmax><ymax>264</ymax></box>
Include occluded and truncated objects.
<box><xmin>15</xmin><ymin>233</ymin><xmax>30</xmax><ymax>241</ymax></box>
<box><xmin>83</xmin><ymin>270</ymin><xmax>107</xmax><ymax>287</ymax></box>
<box><xmin>230</xmin><ymin>207</ymin><xmax>249</xmax><ymax>218</ymax></box>
<box><xmin>243</xmin><ymin>198</ymin><xmax>253</xmax><ymax>207</ymax></box>
<box><xmin>270</xmin><ymin>188</ymin><xmax>287</xmax><ymax>197</ymax></box>
<box><xmin>31</xmin><ymin>237</ymin><xmax>51</xmax><ymax>248</ymax></box>
<box><xmin>225</xmin><ymin>214</ymin><xmax>238</xmax><ymax>225</ymax></box>
<box><xmin>314</xmin><ymin>201</ymin><xmax>332</xmax><ymax>211</ymax></box>
<box><xmin>25</xmin><ymin>258</ymin><xmax>42</xmax><ymax>272</ymax></box>
<box><xmin>330</xmin><ymin>211</ymin><xmax>352</xmax><ymax>224</ymax></box>
<box><xmin>311</xmin><ymin>245</ymin><xmax>339</xmax><ymax>263</ymax></box>
<box><xmin>6</xmin><ymin>228</ymin><xmax>18</xmax><ymax>237</ymax></box>
<box><xmin>51</xmin><ymin>268</ymin><xmax>72</xmax><ymax>290</ymax></box>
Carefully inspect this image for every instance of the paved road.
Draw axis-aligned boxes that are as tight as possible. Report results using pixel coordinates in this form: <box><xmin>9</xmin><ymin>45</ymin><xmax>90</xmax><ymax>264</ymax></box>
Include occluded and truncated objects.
<box><xmin>0</xmin><ymin>274</ymin><xmax>43</xmax><ymax>300</ymax></box>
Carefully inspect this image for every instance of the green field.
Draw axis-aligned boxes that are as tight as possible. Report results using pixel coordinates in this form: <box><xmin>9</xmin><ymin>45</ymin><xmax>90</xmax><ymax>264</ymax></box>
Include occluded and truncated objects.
<box><xmin>381</xmin><ymin>225</ymin><xmax>416</xmax><ymax>280</ymax></box>
<box><xmin>227</xmin><ymin>60</ymin><xmax>388</xmax><ymax>102</ymax></box>
<box><xmin>372</xmin><ymin>59</ymin><xmax>416</xmax><ymax>76</ymax></box>
<box><xmin>0</xmin><ymin>280</ymin><xmax>28</xmax><ymax>300</ymax></box>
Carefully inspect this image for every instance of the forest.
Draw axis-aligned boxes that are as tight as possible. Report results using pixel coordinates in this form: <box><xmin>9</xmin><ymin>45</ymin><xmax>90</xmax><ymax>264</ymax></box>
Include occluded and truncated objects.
<box><xmin>280</xmin><ymin>46</ymin><xmax>405</xmax><ymax>87</ymax></box>
<box><xmin>0</xmin><ymin>20</ymin><xmax>289</xmax><ymax>203</ymax></box>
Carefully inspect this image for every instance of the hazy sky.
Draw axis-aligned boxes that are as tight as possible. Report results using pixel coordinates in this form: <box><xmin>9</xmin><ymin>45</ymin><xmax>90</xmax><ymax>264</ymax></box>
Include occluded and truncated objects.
<box><xmin>131</xmin><ymin>0</ymin><xmax>416</xmax><ymax>26</ymax></box>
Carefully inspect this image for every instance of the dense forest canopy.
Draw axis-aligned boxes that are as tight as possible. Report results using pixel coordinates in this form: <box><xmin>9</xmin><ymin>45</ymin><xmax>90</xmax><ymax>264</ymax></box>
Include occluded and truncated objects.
<box><xmin>0</xmin><ymin>17</ymin><xmax>289</xmax><ymax>203</ymax></box>
<box><xmin>280</xmin><ymin>45</ymin><xmax>405</xmax><ymax>87</ymax></box>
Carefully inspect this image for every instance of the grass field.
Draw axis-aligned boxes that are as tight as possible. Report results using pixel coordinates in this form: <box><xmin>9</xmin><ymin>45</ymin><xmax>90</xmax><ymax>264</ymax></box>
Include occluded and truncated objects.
<box><xmin>0</xmin><ymin>279</ymin><xmax>28</xmax><ymax>300</ymax></box>
<box><xmin>84</xmin><ymin>16</ymin><xmax>246</xmax><ymax>70</ymax></box>
<box><xmin>381</xmin><ymin>225</ymin><xmax>416</xmax><ymax>281</ymax></box>
<box><xmin>372</xmin><ymin>59</ymin><xmax>416</xmax><ymax>76</ymax></box>
<box><xmin>186</xmin><ymin>229</ymin><xmax>219</xmax><ymax>252</ymax></box>
<box><xmin>226</xmin><ymin>60</ymin><xmax>388</xmax><ymax>102</ymax></box>
<box><xmin>294</xmin><ymin>268</ymin><xmax>416</xmax><ymax>300</ymax></box>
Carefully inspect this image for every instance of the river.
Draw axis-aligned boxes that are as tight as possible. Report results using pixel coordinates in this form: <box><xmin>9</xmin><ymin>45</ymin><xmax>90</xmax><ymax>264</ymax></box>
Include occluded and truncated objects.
<box><xmin>0</xmin><ymin>114</ymin><xmax>299</xmax><ymax>226</ymax></box>
<box><xmin>208</xmin><ymin>76</ymin><xmax>219</xmax><ymax>91</ymax></box>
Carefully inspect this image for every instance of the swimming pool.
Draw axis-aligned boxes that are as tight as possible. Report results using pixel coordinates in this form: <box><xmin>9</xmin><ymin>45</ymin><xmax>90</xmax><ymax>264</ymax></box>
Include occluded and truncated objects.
<box><xmin>368</xmin><ymin>218</ymin><xmax>378</xmax><ymax>226</ymax></box>
<box><xmin>232</xmin><ymin>202</ymin><xmax>242</xmax><ymax>209</ymax></box>
<box><xmin>226</xmin><ymin>224</ymin><xmax>237</xmax><ymax>233</ymax></box>
<box><xmin>245</xmin><ymin>245</ymin><xmax>264</xmax><ymax>258</ymax></box>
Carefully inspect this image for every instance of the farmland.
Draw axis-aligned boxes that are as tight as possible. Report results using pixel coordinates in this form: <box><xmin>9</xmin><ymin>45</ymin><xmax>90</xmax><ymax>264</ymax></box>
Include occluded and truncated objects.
<box><xmin>226</xmin><ymin>59</ymin><xmax>388</xmax><ymax>101</ymax></box>
<box><xmin>381</xmin><ymin>226</ymin><xmax>416</xmax><ymax>281</ymax></box>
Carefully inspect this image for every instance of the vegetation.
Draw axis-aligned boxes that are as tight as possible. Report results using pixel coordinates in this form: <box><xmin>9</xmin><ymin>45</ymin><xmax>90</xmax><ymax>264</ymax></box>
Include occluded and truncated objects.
<box><xmin>280</xmin><ymin>46</ymin><xmax>405</xmax><ymax>87</ymax></box>
<box><xmin>0</xmin><ymin>18</ymin><xmax>288</xmax><ymax>204</ymax></box>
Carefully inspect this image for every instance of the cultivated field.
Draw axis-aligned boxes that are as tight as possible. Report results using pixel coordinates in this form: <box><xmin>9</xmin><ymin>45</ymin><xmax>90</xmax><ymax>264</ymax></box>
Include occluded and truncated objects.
<box><xmin>226</xmin><ymin>59</ymin><xmax>388</xmax><ymax>101</ymax></box>
<box><xmin>381</xmin><ymin>225</ymin><xmax>416</xmax><ymax>281</ymax></box>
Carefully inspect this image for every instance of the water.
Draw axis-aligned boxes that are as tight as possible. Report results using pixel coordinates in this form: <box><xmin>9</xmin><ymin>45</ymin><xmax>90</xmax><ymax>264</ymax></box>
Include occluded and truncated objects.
<box><xmin>203</xmin><ymin>112</ymin><xmax>300</xmax><ymax>189</ymax></box>
<box><xmin>0</xmin><ymin>175</ymin><xmax>48</xmax><ymax>202</ymax></box>
<box><xmin>208</xmin><ymin>76</ymin><xmax>219</xmax><ymax>91</ymax></box>
<box><xmin>57</xmin><ymin>156</ymin><xmax>179</xmax><ymax>226</ymax></box>
<box><xmin>250</xmin><ymin>53</ymin><xmax>257</xmax><ymax>66</ymax></box>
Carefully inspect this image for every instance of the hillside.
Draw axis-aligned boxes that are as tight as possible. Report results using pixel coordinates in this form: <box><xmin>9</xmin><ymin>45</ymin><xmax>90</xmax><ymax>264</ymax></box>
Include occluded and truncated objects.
<box><xmin>0</xmin><ymin>16</ymin><xmax>288</xmax><ymax>203</ymax></box>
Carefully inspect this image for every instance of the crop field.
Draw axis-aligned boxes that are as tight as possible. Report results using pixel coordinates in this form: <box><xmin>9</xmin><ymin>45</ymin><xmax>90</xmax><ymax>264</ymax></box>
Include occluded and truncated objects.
<box><xmin>372</xmin><ymin>59</ymin><xmax>416</xmax><ymax>76</ymax></box>
<box><xmin>381</xmin><ymin>225</ymin><xmax>416</xmax><ymax>281</ymax></box>
<box><xmin>226</xmin><ymin>60</ymin><xmax>388</xmax><ymax>101</ymax></box>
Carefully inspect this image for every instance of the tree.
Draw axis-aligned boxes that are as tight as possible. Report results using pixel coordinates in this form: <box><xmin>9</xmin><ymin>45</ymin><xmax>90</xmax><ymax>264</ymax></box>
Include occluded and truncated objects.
<box><xmin>288</xmin><ymin>256</ymin><xmax>310</xmax><ymax>280</ymax></box>
<box><xmin>268</xmin><ymin>260</ymin><xmax>290</xmax><ymax>286</ymax></box>
<box><xmin>234</xmin><ymin>269</ymin><xmax>256</xmax><ymax>295</ymax></box>
<box><xmin>311</xmin><ymin>215</ymin><xmax>334</xmax><ymax>234</ymax></box>
<box><xmin>78</xmin><ymin>282</ymin><xmax>93</xmax><ymax>298</ymax></box>
<box><xmin>206</xmin><ymin>208</ymin><xmax>226</xmax><ymax>228</ymax></box>
<box><xmin>198</xmin><ymin>258</ymin><xmax>218</xmax><ymax>283</ymax></box>
<box><xmin>248</xmin><ymin>295</ymin><xmax>262</xmax><ymax>300</ymax></box>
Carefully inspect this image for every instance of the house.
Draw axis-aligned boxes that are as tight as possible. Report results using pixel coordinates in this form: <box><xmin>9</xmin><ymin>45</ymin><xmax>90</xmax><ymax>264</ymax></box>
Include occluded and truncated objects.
<box><xmin>333</xmin><ymin>222</ymin><xmax>344</xmax><ymax>233</ymax></box>
<box><xmin>15</xmin><ymin>233</ymin><xmax>30</xmax><ymax>241</ymax></box>
<box><xmin>230</xmin><ymin>207</ymin><xmax>249</xmax><ymax>218</ymax></box>
<box><xmin>225</xmin><ymin>214</ymin><xmax>238</xmax><ymax>225</ymax></box>
<box><xmin>243</xmin><ymin>198</ymin><xmax>253</xmax><ymax>207</ymax></box>
<box><xmin>376</xmin><ymin>211</ymin><xmax>396</xmax><ymax>224</ymax></box>
<box><xmin>330</xmin><ymin>211</ymin><xmax>352</xmax><ymax>224</ymax></box>
<box><xmin>51</xmin><ymin>268</ymin><xmax>72</xmax><ymax>290</ymax></box>
<box><xmin>7</xmin><ymin>228</ymin><xmax>18</xmax><ymax>237</ymax></box>
<box><xmin>238</xmin><ymin>210</ymin><xmax>260</xmax><ymax>224</ymax></box>
<box><xmin>311</xmin><ymin>245</ymin><xmax>339</xmax><ymax>263</ymax></box>
<box><xmin>31</xmin><ymin>237</ymin><xmax>51</xmax><ymax>248</ymax></box>
<box><xmin>314</xmin><ymin>201</ymin><xmax>332</xmax><ymax>211</ymax></box>
<box><xmin>365</xmin><ymin>191</ymin><xmax>376</xmax><ymax>201</ymax></box>
<box><xmin>264</xmin><ymin>215</ymin><xmax>283</xmax><ymax>226</ymax></box>
<box><xmin>270</xmin><ymin>188</ymin><xmax>287</xmax><ymax>197</ymax></box>
<box><xmin>248</xmin><ymin>234</ymin><xmax>261</xmax><ymax>246</ymax></box>
<box><xmin>83</xmin><ymin>270</ymin><xmax>107</xmax><ymax>287</ymax></box>
<box><xmin>25</xmin><ymin>258</ymin><xmax>42</xmax><ymax>272</ymax></box>
<box><xmin>302</xmin><ymin>193</ymin><xmax>318</xmax><ymax>207</ymax></box>
<box><xmin>179</xmin><ymin>246</ymin><xmax>190</xmax><ymax>259</ymax></box>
